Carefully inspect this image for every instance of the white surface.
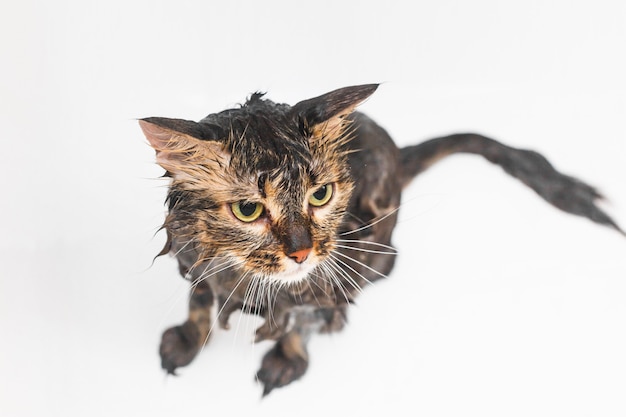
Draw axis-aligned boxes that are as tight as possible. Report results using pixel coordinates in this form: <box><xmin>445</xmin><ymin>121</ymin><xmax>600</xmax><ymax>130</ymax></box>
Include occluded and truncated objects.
<box><xmin>2</xmin><ymin>1</ymin><xmax>625</xmax><ymax>416</ymax></box>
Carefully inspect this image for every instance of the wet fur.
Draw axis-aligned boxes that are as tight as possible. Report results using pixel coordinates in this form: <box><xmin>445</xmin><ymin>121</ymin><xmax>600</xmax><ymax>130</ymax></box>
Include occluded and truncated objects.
<box><xmin>140</xmin><ymin>84</ymin><xmax>622</xmax><ymax>396</ymax></box>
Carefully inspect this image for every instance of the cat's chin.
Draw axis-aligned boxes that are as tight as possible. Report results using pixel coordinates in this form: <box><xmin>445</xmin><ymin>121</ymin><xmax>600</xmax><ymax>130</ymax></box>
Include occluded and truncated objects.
<box><xmin>266</xmin><ymin>261</ymin><xmax>318</xmax><ymax>285</ymax></box>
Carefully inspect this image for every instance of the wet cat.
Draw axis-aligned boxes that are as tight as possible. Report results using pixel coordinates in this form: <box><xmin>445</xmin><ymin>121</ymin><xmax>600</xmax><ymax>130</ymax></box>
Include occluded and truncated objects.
<box><xmin>140</xmin><ymin>84</ymin><xmax>622</xmax><ymax>396</ymax></box>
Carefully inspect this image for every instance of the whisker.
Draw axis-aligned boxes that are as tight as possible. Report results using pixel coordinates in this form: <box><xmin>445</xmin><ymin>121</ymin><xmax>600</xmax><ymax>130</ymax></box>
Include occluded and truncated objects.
<box><xmin>232</xmin><ymin>270</ymin><xmax>253</xmax><ymax>344</ymax></box>
<box><xmin>330</xmin><ymin>250</ymin><xmax>387</xmax><ymax>283</ymax></box>
<box><xmin>172</xmin><ymin>238</ymin><xmax>197</xmax><ymax>258</ymax></box>
<box><xmin>334</xmin><ymin>244</ymin><xmax>397</xmax><ymax>256</ymax></box>
<box><xmin>248</xmin><ymin>274</ymin><xmax>275</xmax><ymax>333</ymax></box>
<box><xmin>340</xmin><ymin>206</ymin><xmax>401</xmax><ymax>236</ymax></box>
<box><xmin>197</xmin><ymin>260</ymin><xmax>248</xmax><ymax>355</ymax></box>
<box><xmin>295</xmin><ymin>280</ymin><xmax>304</xmax><ymax>305</ymax></box>
<box><xmin>156</xmin><ymin>256</ymin><xmax>227</xmax><ymax>330</ymax></box>
<box><xmin>303</xmin><ymin>276</ymin><xmax>324</xmax><ymax>307</ymax></box>
<box><xmin>309</xmin><ymin>260</ymin><xmax>346</xmax><ymax>305</ymax></box>
<box><xmin>341</xmin><ymin>192</ymin><xmax>442</xmax><ymax>238</ymax></box>
<box><xmin>343</xmin><ymin>211</ymin><xmax>365</xmax><ymax>226</ymax></box>
<box><xmin>335</xmin><ymin>239</ymin><xmax>398</xmax><ymax>252</ymax></box>
<box><xmin>319</xmin><ymin>258</ymin><xmax>360</xmax><ymax>301</ymax></box>
<box><xmin>186</xmin><ymin>255</ymin><xmax>227</xmax><ymax>283</ymax></box>
<box><xmin>307</xmin><ymin>269</ymin><xmax>336</xmax><ymax>303</ymax></box>
<box><xmin>188</xmin><ymin>256</ymin><xmax>225</xmax><ymax>283</ymax></box>
<box><xmin>243</xmin><ymin>273</ymin><xmax>261</xmax><ymax>316</ymax></box>
<box><xmin>310</xmin><ymin>264</ymin><xmax>330</xmax><ymax>289</ymax></box>
<box><xmin>326</xmin><ymin>256</ymin><xmax>365</xmax><ymax>295</ymax></box>
<box><xmin>267</xmin><ymin>279</ymin><xmax>283</xmax><ymax>330</ymax></box>
<box><xmin>395</xmin><ymin>192</ymin><xmax>443</xmax><ymax>225</ymax></box>
<box><xmin>241</xmin><ymin>273</ymin><xmax>263</xmax><ymax>343</ymax></box>
<box><xmin>189</xmin><ymin>258</ymin><xmax>235</xmax><ymax>293</ymax></box>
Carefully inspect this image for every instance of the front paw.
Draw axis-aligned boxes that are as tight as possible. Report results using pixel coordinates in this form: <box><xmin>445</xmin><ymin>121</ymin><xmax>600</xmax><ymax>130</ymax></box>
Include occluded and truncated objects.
<box><xmin>256</xmin><ymin>333</ymin><xmax>308</xmax><ymax>396</ymax></box>
<box><xmin>317</xmin><ymin>307</ymin><xmax>347</xmax><ymax>334</ymax></box>
<box><xmin>159</xmin><ymin>320</ymin><xmax>202</xmax><ymax>374</ymax></box>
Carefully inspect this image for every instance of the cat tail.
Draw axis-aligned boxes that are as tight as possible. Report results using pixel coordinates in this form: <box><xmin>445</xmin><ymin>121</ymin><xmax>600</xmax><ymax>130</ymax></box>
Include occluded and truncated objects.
<box><xmin>399</xmin><ymin>133</ymin><xmax>624</xmax><ymax>234</ymax></box>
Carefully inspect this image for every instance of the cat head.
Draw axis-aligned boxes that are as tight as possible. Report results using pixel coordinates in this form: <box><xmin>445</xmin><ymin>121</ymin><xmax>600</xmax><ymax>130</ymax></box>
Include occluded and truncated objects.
<box><xmin>140</xmin><ymin>84</ymin><xmax>377</xmax><ymax>284</ymax></box>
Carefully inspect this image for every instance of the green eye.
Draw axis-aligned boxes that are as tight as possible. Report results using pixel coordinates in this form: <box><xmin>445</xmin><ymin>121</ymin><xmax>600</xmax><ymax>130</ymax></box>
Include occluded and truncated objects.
<box><xmin>231</xmin><ymin>201</ymin><xmax>264</xmax><ymax>222</ymax></box>
<box><xmin>309</xmin><ymin>184</ymin><xmax>333</xmax><ymax>207</ymax></box>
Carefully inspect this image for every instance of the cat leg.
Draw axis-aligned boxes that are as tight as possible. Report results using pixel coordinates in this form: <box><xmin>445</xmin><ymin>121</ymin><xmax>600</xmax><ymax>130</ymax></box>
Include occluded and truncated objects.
<box><xmin>159</xmin><ymin>279</ymin><xmax>214</xmax><ymax>374</ymax></box>
<box><xmin>256</xmin><ymin>306</ymin><xmax>344</xmax><ymax>396</ymax></box>
<box><xmin>256</xmin><ymin>330</ymin><xmax>309</xmax><ymax>396</ymax></box>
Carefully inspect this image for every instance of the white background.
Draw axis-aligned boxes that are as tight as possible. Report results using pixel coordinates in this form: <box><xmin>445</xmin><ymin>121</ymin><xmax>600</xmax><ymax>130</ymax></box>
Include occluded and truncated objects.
<box><xmin>2</xmin><ymin>1</ymin><xmax>625</xmax><ymax>416</ymax></box>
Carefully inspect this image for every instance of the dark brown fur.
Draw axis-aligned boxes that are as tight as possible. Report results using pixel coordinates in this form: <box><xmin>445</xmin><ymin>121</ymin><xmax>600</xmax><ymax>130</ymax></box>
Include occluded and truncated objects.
<box><xmin>140</xmin><ymin>84</ymin><xmax>622</xmax><ymax>396</ymax></box>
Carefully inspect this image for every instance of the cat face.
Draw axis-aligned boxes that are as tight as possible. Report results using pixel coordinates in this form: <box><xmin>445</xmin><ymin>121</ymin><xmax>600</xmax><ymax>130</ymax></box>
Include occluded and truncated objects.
<box><xmin>141</xmin><ymin>85</ymin><xmax>378</xmax><ymax>284</ymax></box>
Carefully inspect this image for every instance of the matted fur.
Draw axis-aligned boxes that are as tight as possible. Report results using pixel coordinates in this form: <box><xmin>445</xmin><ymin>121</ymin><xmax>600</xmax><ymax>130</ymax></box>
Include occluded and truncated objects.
<box><xmin>141</xmin><ymin>84</ymin><xmax>621</xmax><ymax>396</ymax></box>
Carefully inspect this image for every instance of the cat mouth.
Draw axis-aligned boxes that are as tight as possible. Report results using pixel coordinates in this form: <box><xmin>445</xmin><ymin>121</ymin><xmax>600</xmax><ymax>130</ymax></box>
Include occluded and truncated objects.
<box><xmin>267</xmin><ymin>260</ymin><xmax>318</xmax><ymax>284</ymax></box>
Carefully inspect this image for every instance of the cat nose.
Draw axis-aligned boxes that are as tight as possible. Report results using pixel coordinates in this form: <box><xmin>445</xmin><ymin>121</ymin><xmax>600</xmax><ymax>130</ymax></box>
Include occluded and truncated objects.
<box><xmin>288</xmin><ymin>248</ymin><xmax>312</xmax><ymax>264</ymax></box>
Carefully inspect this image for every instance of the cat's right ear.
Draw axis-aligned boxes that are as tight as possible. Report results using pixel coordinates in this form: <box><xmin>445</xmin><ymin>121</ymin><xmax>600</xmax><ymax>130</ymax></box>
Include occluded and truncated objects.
<box><xmin>139</xmin><ymin>117</ymin><xmax>227</xmax><ymax>176</ymax></box>
<box><xmin>291</xmin><ymin>84</ymin><xmax>379</xmax><ymax>138</ymax></box>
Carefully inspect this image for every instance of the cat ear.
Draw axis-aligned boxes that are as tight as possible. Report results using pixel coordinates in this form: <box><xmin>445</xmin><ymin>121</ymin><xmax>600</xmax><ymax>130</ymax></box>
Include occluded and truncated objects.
<box><xmin>139</xmin><ymin>117</ymin><xmax>227</xmax><ymax>175</ymax></box>
<box><xmin>291</xmin><ymin>84</ymin><xmax>378</xmax><ymax>137</ymax></box>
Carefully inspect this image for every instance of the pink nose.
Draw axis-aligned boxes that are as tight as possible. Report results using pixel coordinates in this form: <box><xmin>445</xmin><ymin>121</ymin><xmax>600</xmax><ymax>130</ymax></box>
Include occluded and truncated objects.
<box><xmin>288</xmin><ymin>248</ymin><xmax>312</xmax><ymax>264</ymax></box>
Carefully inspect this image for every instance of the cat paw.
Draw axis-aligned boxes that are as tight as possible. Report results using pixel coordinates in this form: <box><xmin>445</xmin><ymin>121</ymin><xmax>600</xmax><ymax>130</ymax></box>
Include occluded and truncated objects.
<box><xmin>256</xmin><ymin>333</ymin><xmax>308</xmax><ymax>396</ymax></box>
<box><xmin>159</xmin><ymin>320</ymin><xmax>202</xmax><ymax>374</ymax></box>
<box><xmin>317</xmin><ymin>307</ymin><xmax>347</xmax><ymax>334</ymax></box>
<box><xmin>254</xmin><ymin>319</ymin><xmax>287</xmax><ymax>343</ymax></box>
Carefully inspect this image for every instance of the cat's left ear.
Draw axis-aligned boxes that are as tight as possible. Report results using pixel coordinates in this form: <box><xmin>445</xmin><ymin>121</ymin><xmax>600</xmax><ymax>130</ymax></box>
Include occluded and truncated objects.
<box><xmin>291</xmin><ymin>84</ymin><xmax>378</xmax><ymax>138</ymax></box>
